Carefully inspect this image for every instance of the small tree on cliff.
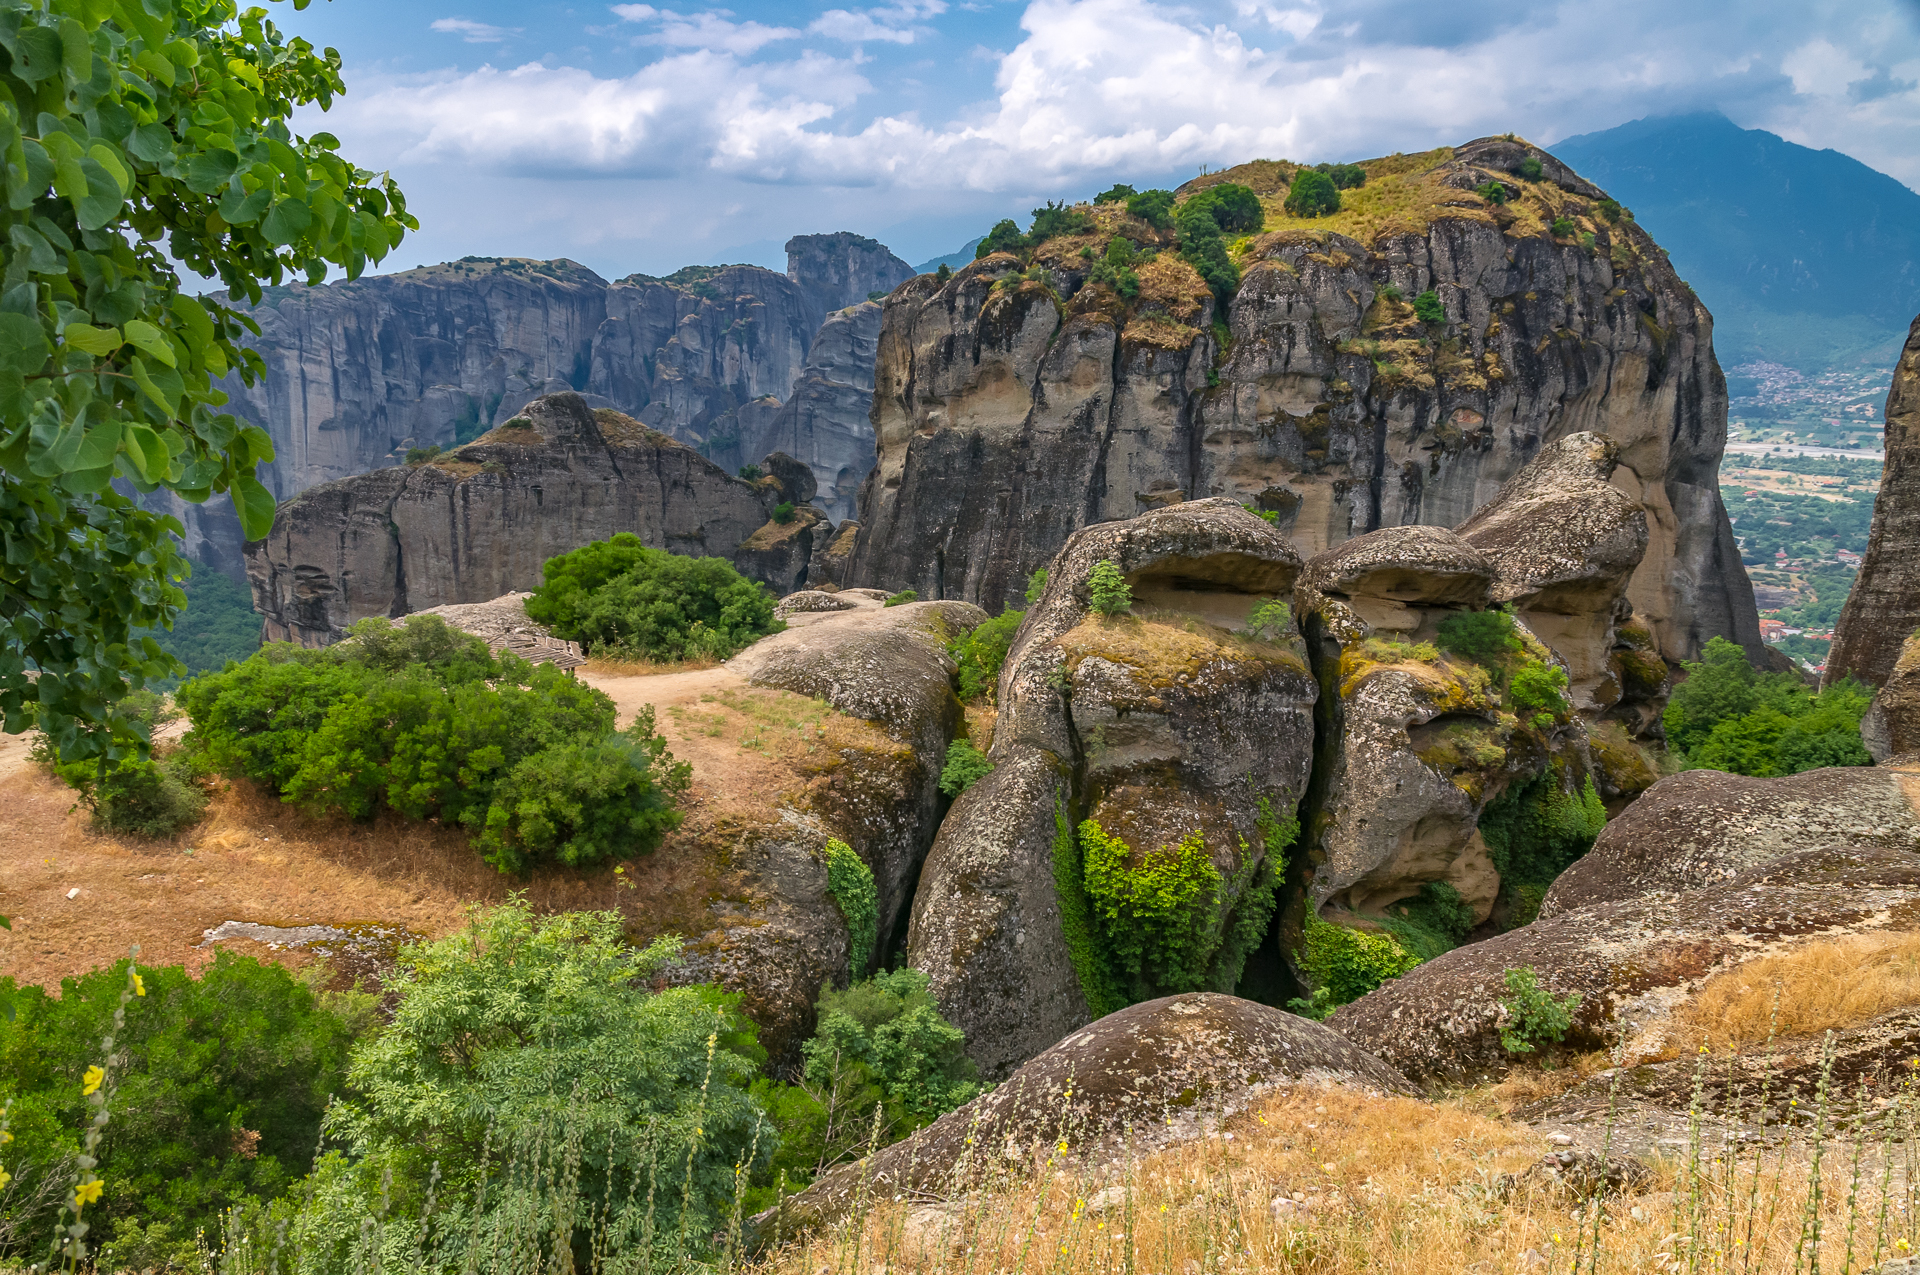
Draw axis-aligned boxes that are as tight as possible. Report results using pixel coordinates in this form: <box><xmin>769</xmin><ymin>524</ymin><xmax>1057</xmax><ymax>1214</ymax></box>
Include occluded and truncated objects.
<box><xmin>0</xmin><ymin>0</ymin><xmax>416</xmax><ymax>766</ymax></box>
<box><xmin>1089</xmin><ymin>560</ymin><xmax>1133</xmax><ymax>616</ymax></box>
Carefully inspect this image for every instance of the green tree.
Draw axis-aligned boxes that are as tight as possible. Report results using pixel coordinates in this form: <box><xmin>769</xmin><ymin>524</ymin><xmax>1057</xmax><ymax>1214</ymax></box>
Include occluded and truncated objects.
<box><xmin>1028</xmin><ymin>199</ymin><xmax>1094</xmax><ymax>242</ymax></box>
<box><xmin>0</xmin><ymin>0</ymin><xmax>415</xmax><ymax>768</ymax></box>
<box><xmin>1317</xmin><ymin>162</ymin><xmax>1367</xmax><ymax>190</ymax></box>
<box><xmin>1436</xmin><ymin>608</ymin><xmax>1522</xmax><ymax>663</ymax></box>
<box><xmin>973</xmin><ymin>217</ymin><xmax>1027</xmax><ymax>258</ymax></box>
<box><xmin>938</xmin><ymin>739</ymin><xmax>993</xmax><ymax>797</ymax></box>
<box><xmin>1088</xmin><ymin>558</ymin><xmax>1132</xmax><ymax>615</ymax></box>
<box><xmin>1094</xmin><ymin>183</ymin><xmax>1136</xmax><ymax>204</ymax></box>
<box><xmin>1186</xmin><ymin>182</ymin><xmax>1263</xmax><ymax>232</ymax></box>
<box><xmin>1025</xmin><ymin>566</ymin><xmax>1049</xmax><ymax>603</ymax></box>
<box><xmin>1661</xmin><ymin>636</ymin><xmax>1758</xmax><ymax>753</ymax></box>
<box><xmin>1283</xmin><ymin>169</ymin><xmax>1341</xmax><ymax>217</ymax></box>
<box><xmin>540</xmin><ymin>543</ymin><xmax>781</xmax><ymax>661</ymax></box>
<box><xmin>1411</xmin><ymin>289</ymin><xmax>1447</xmax><ymax>324</ymax></box>
<box><xmin>1124</xmin><ymin>188</ymin><xmax>1175</xmax><ymax>228</ymax></box>
<box><xmin>949</xmin><ymin>607</ymin><xmax>1022</xmax><ymax>702</ymax></box>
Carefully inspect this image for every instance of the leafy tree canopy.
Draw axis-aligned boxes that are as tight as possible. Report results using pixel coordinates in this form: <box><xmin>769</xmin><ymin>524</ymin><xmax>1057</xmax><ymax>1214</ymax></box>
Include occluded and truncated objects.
<box><xmin>0</xmin><ymin>0</ymin><xmax>414</xmax><ymax>767</ymax></box>
<box><xmin>1093</xmin><ymin>183</ymin><xmax>1135</xmax><ymax>204</ymax></box>
<box><xmin>1284</xmin><ymin>169</ymin><xmax>1341</xmax><ymax>218</ymax></box>
<box><xmin>1124</xmin><ymin>188</ymin><xmax>1174</xmax><ymax>228</ymax></box>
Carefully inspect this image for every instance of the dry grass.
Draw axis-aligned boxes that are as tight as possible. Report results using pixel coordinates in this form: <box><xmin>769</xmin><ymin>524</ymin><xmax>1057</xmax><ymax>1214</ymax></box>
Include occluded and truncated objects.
<box><xmin>1674</xmin><ymin>932</ymin><xmax>1920</xmax><ymax>1052</ymax></box>
<box><xmin>581</xmin><ymin>652</ymin><xmax>723</xmax><ymax>677</ymax></box>
<box><xmin>757</xmin><ymin>1081</ymin><xmax>1920</xmax><ymax>1275</ymax></box>
<box><xmin>1486</xmin><ymin>1052</ymin><xmax>1617</xmax><ymax>1111</ymax></box>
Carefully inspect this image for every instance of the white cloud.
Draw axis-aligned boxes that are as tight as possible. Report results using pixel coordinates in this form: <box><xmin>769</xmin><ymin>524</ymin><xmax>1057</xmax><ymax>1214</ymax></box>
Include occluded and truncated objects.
<box><xmin>610</xmin><ymin>5</ymin><xmax>801</xmax><ymax>54</ymax></box>
<box><xmin>430</xmin><ymin>17</ymin><xmax>522</xmax><ymax>42</ymax></box>
<box><xmin>1781</xmin><ymin>39</ymin><xmax>1871</xmax><ymax>97</ymax></box>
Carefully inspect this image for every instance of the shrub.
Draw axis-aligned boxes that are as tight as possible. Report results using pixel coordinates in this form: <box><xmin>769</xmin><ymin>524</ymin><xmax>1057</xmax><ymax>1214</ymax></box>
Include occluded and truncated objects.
<box><xmin>1378</xmin><ymin>282</ymin><xmax>1403</xmax><ymax>302</ymax></box>
<box><xmin>1087</xmin><ymin>238</ymin><xmax>1141</xmax><ymax>298</ymax></box>
<box><xmin>1317</xmin><ymin>162</ymin><xmax>1367</xmax><ymax>190</ymax></box>
<box><xmin>738</xmin><ymin>463</ymin><xmax>762</xmax><ymax>480</ymax></box>
<box><xmin>1295</xmin><ymin>914</ymin><xmax>1421</xmax><ymax>1009</ymax></box>
<box><xmin>1081</xmin><ymin>822</ymin><xmax>1223</xmax><ymax>996</ymax></box>
<box><xmin>1476</xmin><ymin>181</ymin><xmax>1508</xmax><ymax>205</ymax></box>
<box><xmin>1283</xmin><ymin>169</ymin><xmax>1341</xmax><ymax>218</ymax></box>
<box><xmin>1509</xmin><ymin>661</ymin><xmax>1571</xmax><ymax>722</ymax></box>
<box><xmin>950</xmin><ymin>608</ymin><xmax>1023</xmax><ymax>702</ymax></box>
<box><xmin>403</xmin><ymin>444</ymin><xmax>442</xmax><ymax>464</ymax></box>
<box><xmin>1664</xmin><ymin>637</ymin><xmax>1871</xmax><ymax>776</ymax></box>
<box><xmin>1245</xmin><ymin>598</ymin><xmax>1292</xmax><ymax>641</ymax></box>
<box><xmin>974</xmin><ymin>218</ymin><xmax>1028</xmax><ymax>258</ymax></box>
<box><xmin>772</xmin><ymin>501</ymin><xmax>795</xmax><ymax>524</ymax></box>
<box><xmin>1381</xmin><ymin>881</ymin><xmax>1477</xmax><ymax>960</ymax></box>
<box><xmin>1094</xmin><ymin>183</ymin><xmax>1137</xmax><ymax>204</ymax></box>
<box><xmin>304</xmin><ymin>903</ymin><xmax>766</xmax><ymax>1269</ymax></box>
<box><xmin>529</xmin><ymin>537</ymin><xmax>781</xmax><ymax>661</ymax></box>
<box><xmin>1411</xmin><ymin>289</ymin><xmax>1447</xmax><ymax>324</ymax></box>
<box><xmin>939</xmin><ymin>740</ymin><xmax>994</xmax><ymax>797</ymax></box>
<box><xmin>884</xmin><ymin>589</ymin><xmax>919</xmax><ymax>607</ymax></box>
<box><xmin>1186</xmin><ymin>182</ymin><xmax>1263</xmax><ymax>233</ymax></box>
<box><xmin>1436</xmin><ymin>609</ymin><xmax>1522</xmax><ymax>664</ymax></box>
<box><xmin>1088</xmin><ymin>559</ymin><xmax>1133</xmax><ymax>616</ymax></box>
<box><xmin>1479</xmin><ymin>773</ymin><xmax>1606</xmax><ymax>926</ymax></box>
<box><xmin>1174</xmin><ymin>198</ymin><xmax>1240</xmax><ymax>295</ymax></box>
<box><xmin>1516</xmin><ymin>156</ymin><xmax>1544</xmax><ymax>181</ymax></box>
<box><xmin>1125</xmin><ymin>188</ymin><xmax>1176</xmax><ymax>228</ymax></box>
<box><xmin>1497</xmin><ymin>965</ymin><xmax>1581</xmax><ymax>1053</ymax></box>
<box><xmin>826</xmin><ymin>838</ymin><xmax>878</xmax><ymax>978</ymax></box>
<box><xmin>80</xmin><ymin>755</ymin><xmax>207</xmax><ymax>838</ymax></box>
<box><xmin>1551</xmin><ymin>215</ymin><xmax>1576</xmax><ymax>237</ymax></box>
<box><xmin>1579</xmin><ymin>230</ymin><xmax>1596</xmax><ymax>249</ymax></box>
<box><xmin>1026</xmin><ymin>567</ymin><xmax>1049</xmax><ymax>603</ymax></box>
<box><xmin>0</xmin><ymin>953</ymin><xmax>353</xmax><ymax>1258</ymax></box>
<box><xmin>1597</xmin><ymin>198</ymin><xmax>1622</xmax><ymax>222</ymax></box>
<box><xmin>1028</xmin><ymin>200</ymin><xmax>1095</xmax><ymax>242</ymax></box>
<box><xmin>935</xmin><ymin>262</ymin><xmax>952</xmax><ymax>283</ymax></box>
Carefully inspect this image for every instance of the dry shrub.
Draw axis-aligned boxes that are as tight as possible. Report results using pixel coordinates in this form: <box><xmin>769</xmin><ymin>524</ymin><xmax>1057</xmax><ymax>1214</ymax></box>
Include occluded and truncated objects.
<box><xmin>1675</xmin><ymin>931</ymin><xmax>1920</xmax><ymax>1051</ymax></box>
<box><xmin>1486</xmin><ymin>1050</ymin><xmax>1614</xmax><ymax>1111</ymax></box>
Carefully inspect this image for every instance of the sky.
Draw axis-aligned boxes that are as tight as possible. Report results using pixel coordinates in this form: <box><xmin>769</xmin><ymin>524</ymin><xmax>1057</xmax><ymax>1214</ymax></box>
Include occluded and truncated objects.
<box><xmin>276</xmin><ymin>0</ymin><xmax>1920</xmax><ymax>278</ymax></box>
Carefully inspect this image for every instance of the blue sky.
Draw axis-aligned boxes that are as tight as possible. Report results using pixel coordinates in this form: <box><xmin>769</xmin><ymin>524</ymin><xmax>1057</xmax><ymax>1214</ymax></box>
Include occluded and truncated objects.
<box><xmin>276</xmin><ymin>0</ymin><xmax>1920</xmax><ymax>278</ymax></box>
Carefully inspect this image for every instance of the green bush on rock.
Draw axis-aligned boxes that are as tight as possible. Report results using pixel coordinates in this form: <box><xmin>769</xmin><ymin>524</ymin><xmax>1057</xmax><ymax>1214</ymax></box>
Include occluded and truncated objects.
<box><xmin>1497</xmin><ymin>965</ymin><xmax>1581</xmax><ymax>1054</ymax></box>
<box><xmin>950</xmin><ymin>608</ymin><xmax>1023</xmax><ymax>702</ymax></box>
<box><xmin>1293</xmin><ymin>913</ymin><xmax>1421</xmax><ymax>1012</ymax></box>
<box><xmin>939</xmin><ymin>740</ymin><xmax>994</xmax><ymax>797</ymax></box>
<box><xmin>825</xmin><ymin>838</ymin><xmax>878</xmax><ymax>979</ymax></box>
<box><xmin>1479</xmin><ymin>773</ymin><xmax>1607</xmax><ymax>926</ymax></box>
<box><xmin>1284</xmin><ymin>169</ymin><xmax>1341</xmax><ymax>218</ymax></box>
<box><xmin>1663</xmin><ymin>637</ymin><xmax>1871</xmax><ymax>776</ymax></box>
<box><xmin>527</xmin><ymin>533</ymin><xmax>782</xmax><ymax>662</ymax></box>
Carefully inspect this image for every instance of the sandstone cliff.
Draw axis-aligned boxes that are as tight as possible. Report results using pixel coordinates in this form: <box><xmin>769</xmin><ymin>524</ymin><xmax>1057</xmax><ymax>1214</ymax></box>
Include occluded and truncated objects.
<box><xmin>246</xmin><ymin>394</ymin><xmax>782</xmax><ymax>645</ymax></box>
<box><xmin>1827</xmin><ymin>313</ymin><xmax>1920</xmax><ymax>689</ymax></box>
<box><xmin>847</xmin><ymin>138</ymin><xmax>1762</xmax><ymax>671</ymax></box>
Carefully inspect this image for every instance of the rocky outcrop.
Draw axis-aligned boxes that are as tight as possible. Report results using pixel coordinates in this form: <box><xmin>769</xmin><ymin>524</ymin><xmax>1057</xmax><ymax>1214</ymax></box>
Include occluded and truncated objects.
<box><xmin>907</xmin><ymin>500</ymin><xmax>1317</xmax><ymax>1077</ymax></box>
<box><xmin>1539</xmin><ymin>762</ymin><xmax>1920</xmax><ymax>917</ymax></box>
<box><xmin>1331</xmin><ymin>844</ymin><xmax>1920</xmax><ymax>1084</ymax></box>
<box><xmin>783</xmin><ymin>232</ymin><xmax>915</xmax><ymax>327</ymax></box>
<box><xmin>757</xmin><ymin>992</ymin><xmax>1411</xmax><ymax>1237</ymax></box>
<box><xmin>246</xmin><ymin>394</ymin><xmax>783</xmax><ymax>645</ymax></box>
<box><xmin>1828</xmin><ymin>315</ymin><xmax>1920</xmax><ymax>689</ymax></box>
<box><xmin>736</xmin><ymin>301</ymin><xmax>884</xmax><ymax>521</ymax></box>
<box><xmin>847</xmin><ymin>138</ymin><xmax>1763</xmax><ymax>673</ymax></box>
<box><xmin>1864</xmin><ymin>634</ymin><xmax>1920</xmax><ymax>761</ymax></box>
<box><xmin>1293</xmin><ymin>434</ymin><xmax>1651</xmax><ymax>944</ymax></box>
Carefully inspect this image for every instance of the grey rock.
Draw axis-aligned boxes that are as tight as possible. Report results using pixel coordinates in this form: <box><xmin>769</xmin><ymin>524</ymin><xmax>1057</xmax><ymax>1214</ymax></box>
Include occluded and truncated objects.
<box><xmin>1539</xmin><ymin>763</ymin><xmax>1920</xmax><ymax>917</ymax></box>
<box><xmin>755</xmin><ymin>992</ymin><xmax>1411</xmax><ymax>1238</ymax></box>
<box><xmin>783</xmin><ymin>231</ymin><xmax>915</xmax><ymax>326</ymax></box>
<box><xmin>908</xmin><ymin>499</ymin><xmax>1317</xmax><ymax>1077</ymax></box>
<box><xmin>246</xmin><ymin>393</ymin><xmax>777</xmax><ymax>644</ymax></box>
<box><xmin>1862</xmin><ymin>634</ymin><xmax>1920</xmax><ymax>761</ymax></box>
<box><xmin>740</xmin><ymin>301</ymin><xmax>885</xmax><ymax>521</ymax></box>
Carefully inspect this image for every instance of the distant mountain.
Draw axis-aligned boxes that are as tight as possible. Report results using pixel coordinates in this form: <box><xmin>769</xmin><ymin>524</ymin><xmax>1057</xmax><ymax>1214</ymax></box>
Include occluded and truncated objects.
<box><xmin>913</xmin><ymin>238</ymin><xmax>981</xmax><ymax>274</ymax></box>
<box><xmin>1553</xmin><ymin>112</ymin><xmax>1920</xmax><ymax>369</ymax></box>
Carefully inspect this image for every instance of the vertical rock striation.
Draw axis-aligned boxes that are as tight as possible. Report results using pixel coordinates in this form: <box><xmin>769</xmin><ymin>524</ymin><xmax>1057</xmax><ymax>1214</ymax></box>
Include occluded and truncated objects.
<box><xmin>1828</xmin><ymin>314</ymin><xmax>1920</xmax><ymax>689</ymax></box>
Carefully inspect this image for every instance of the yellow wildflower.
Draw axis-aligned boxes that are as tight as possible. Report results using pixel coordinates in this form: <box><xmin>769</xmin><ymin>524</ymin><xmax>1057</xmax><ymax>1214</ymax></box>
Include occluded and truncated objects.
<box><xmin>132</xmin><ymin>972</ymin><xmax>146</xmax><ymax>997</ymax></box>
<box><xmin>81</xmin><ymin>1065</ymin><xmax>105</xmax><ymax>1096</ymax></box>
<box><xmin>0</xmin><ymin>1167</ymin><xmax>10</xmax><ymax>1190</ymax></box>
<box><xmin>74</xmin><ymin>1179</ymin><xmax>103</xmax><ymax>1209</ymax></box>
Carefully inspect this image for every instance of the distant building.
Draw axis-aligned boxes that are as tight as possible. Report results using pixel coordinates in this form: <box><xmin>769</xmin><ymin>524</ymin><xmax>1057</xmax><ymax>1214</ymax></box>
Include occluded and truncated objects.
<box><xmin>1759</xmin><ymin>618</ymin><xmax>1786</xmax><ymax>640</ymax></box>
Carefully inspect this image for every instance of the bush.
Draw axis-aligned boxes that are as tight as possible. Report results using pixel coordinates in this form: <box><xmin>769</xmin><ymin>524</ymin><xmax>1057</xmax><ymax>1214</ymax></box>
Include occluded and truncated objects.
<box><xmin>1174</xmin><ymin>197</ymin><xmax>1240</xmax><ymax>296</ymax></box>
<box><xmin>1479</xmin><ymin>773</ymin><xmax>1606</xmax><ymax>926</ymax></box>
<box><xmin>1025</xmin><ymin>567</ymin><xmax>1049</xmax><ymax>603</ymax></box>
<box><xmin>1283</xmin><ymin>169</ymin><xmax>1341</xmax><ymax>218</ymax></box>
<box><xmin>1497</xmin><ymin>965</ymin><xmax>1581</xmax><ymax>1053</ymax></box>
<box><xmin>1509</xmin><ymin>661</ymin><xmax>1571</xmax><ymax>723</ymax></box>
<box><xmin>1094</xmin><ymin>183</ymin><xmax>1137</xmax><ymax>204</ymax></box>
<box><xmin>1028</xmin><ymin>200</ymin><xmax>1095</xmax><ymax>243</ymax></box>
<box><xmin>1411</xmin><ymin>289</ymin><xmax>1447</xmax><ymax>324</ymax></box>
<box><xmin>884</xmin><ymin>589</ymin><xmax>918</xmax><ymax>607</ymax></box>
<box><xmin>1476</xmin><ymin>180</ymin><xmax>1509</xmax><ymax>205</ymax></box>
<box><xmin>1088</xmin><ymin>559</ymin><xmax>1132</xmax><ymax>616</ymax></box>
<box><xmin>1245</xmin><ymin>598</ymin><xmax>1292</xmax><ymax>641</ymax></box>
<box><xmin>404</xmin><ymin>444</ymin><xmax>442</xmax><ymax>464</ymax></box>
<box><xmin>1598</xmin><ymin>198</ymin><xmax>1623</xmax><ymax>222</ymax></box>
<box><xmin>298</xmin><ymin>903</ymin><xmax>767</xmax><ymax>1271</ymax></box>
<box><xmin>82</xmin><ymin>754</ymin><xmax>207</xmax><ymax>838</ymax></box>
<box><xmin>1516</xmin><ymin>156</ymin><xmax>1544</xmax><ymax>181</ymax></box>
<box><xmin>1436</xmin><ymin>609</ymin><xmax>1522</xmax><ymax>664</ymax></box>
<box><xmin>1665</xmin><ymin>637</ymin><xmax>1872</xmax><ymax>776</ymax></box>
<box><xmin>1381</xmin><ymin>881</ymin><xmax>1477</xmax><ymax>960</ymax></box>
<box><xmin>528</xmin><ymin>536</ymin><xmax>781</xmax><ymax>661</ymax></box>
<box><xmin>939</xmin><ymin>740</ymin><xmax>994</xmax><ymax>797</ymax></box>
<box><xmin>176</xmin><ymin>616</ymin><xmax>690</xmax><ymax>872</ymax></box>
<box><xmin>1317</xmin><ymin>162</ymin><xmax>1367</xmax><ymax>190</ymax></box>
<box><xmin>826</xmin><ymin>838</ymin><xmax>878</xmax><ymax>978</ymax></box>
<box><xmin>1378</xmin><ymin>282</ymin><xmax>1403</xmax><ymax>302</ymax></box>
<box><xmin>738</xmin><ymin>463</ymin><xmax>763</xmax><ymax>480</ymax></box>
<box><xmin>1087</xmin><ymin>237</ymin><xmax>1142</xmax><ymax>298</ymax></box>
<box><xmin>1551</xmin><ymin>215</ymin><xmax>1576</xmax><ymax>237</ymax></box>
<box><xmin>974</xmin><ymin>217</ymin><xmax>1028</xmax><ymax>258</ymax></box>
<box><xmin>1295</xmin><ymin>914</ymin><xmax>1421</xmax><ymax>1009</ymax></box>
<box><xmin>1080</xmin><ymin>823</ymin><xmax>1222</xmax><ymax>997</ymax></box>
<box><xmin>1125</xmin><ymin>188</ymin><xmax>1176</xmax><ymax>228</ymax></box>
<box><xmin>0</xmin><ymin>953</ymin><xmax>354</xmax><ymax>1259</ymax></box>
<box><xmin>1186</xmin><ymin>183</ymin><xmax>1264</xmax><ymax>233</ymax></box>
<box><xmin>935</xmin><ymin>262</ymin><xmax>952</xmax><ymax>283</ymax></box>
<box><xmin>950</xmin><ymin>608</ymin><xmax>1023</xmax><ymax>702</ymax></box>
<box><xmin>772</xmin><ymin>501</ymin><xmax>795</xmax><ymax>524</ymax></box>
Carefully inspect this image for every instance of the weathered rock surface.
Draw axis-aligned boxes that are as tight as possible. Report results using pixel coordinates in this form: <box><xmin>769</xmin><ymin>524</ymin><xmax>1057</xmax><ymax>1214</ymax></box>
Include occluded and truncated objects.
<box><xmin>1331</xmin><ymin>845</ymin><xmax>1920</xmax><ymax>1084</ymax></box>
<box><xmin>733</xmin><ymin>301</ymin><xmax>884</xmax><ymax>521</ymax></box>
<box><xmin>366</xmin><ymin>592</ymin><xmax>585</xmax><ymax>668</ymax></box>
<box><xmin>1863</xmin><ymin>633</ymin><xmax>1920</xmax><ymax>762</ymax></box>
<box><xmin>1828</xmin><ymin>314</ymin><xmax>1920</xmax><ymax>689</ymax></box>
<box><xmin>1539</xmin><ymin>762</ymin><xmax>1920</xmax><ymax>917</ymax></box>
<box><xmin>757</xmin><ymin>992</ymin><xmax>1411</xmax><ymax>1236</ymax></box>
<box><xmin>246</xmin><ymin>393</ymin><xmax>781</xmax><ymax>645</ymax></box>
<box><xmin>781</xmin><ymin>231</ymin><xmax>915</xmax><ymax>327</ymax></box>
<box><xmin>908</xmin><ymin>500</ymin><xmax>1316</xmax><ymax>1077</ymax></box>
<box><xmin>847</xmin><ymin>139</ymin><xmax>1763</xmax><ymax>673</ymax></box>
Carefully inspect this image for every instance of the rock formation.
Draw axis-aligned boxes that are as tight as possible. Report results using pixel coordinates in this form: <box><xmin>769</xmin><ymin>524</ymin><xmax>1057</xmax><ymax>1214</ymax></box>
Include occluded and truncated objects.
<box><xmin>1828</xmin><ymin>314</ymin><xmax>1920</xmax><ymax>689</ymax></box>
<box><xmin>246</xmin><ymin>393</ymin><xmax>781</xmax><ymax>645</ymax></box>
<box><xmin>1539</xmin><ymin>761</ymin><xmax>1920</xmax><ymax>917</ymax></box>
<box><xmin>758</xmin><ymin>992</ymin><xmax>1411</xmax><ymax>1236</ymax></box>
<box><xmin>847</xmin><ymin>138</ymin><xmax>1763</xmax><ymax>673</ymax></box>
<box><xmin>1863</xmin><ymin>633</ymin><xmax>1920</xmax><ymax>761</ymax></box>
<box><xmin>906</xmin><ymin>500</ymin><xmax>1318</xmax><ymax>1077</ymax></box>
<box><xmin>175</xmin><ymin>235</ymin><xmax>908</xmax><ymax>577</ymax></box>
<box><xmin>1331</xmin><ymin>844</ymin><xmax>1920</xmax><ymax>1084</ymax></box>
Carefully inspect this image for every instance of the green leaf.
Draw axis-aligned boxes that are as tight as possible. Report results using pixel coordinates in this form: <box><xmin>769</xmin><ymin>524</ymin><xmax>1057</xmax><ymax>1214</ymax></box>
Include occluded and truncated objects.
<box><xmin>0</xmin><ymin>313</ymin><xmax>51</xmax><ymax>373</ymax></box>
<box><xmin>5</xmin><ymin>25</ymin><xmax>65</xmax><ymax>83</ymax></box>
<box><xmin>218</xmin><ymin>181</ymin><xmax>272</xmax><ymax>226</ymax></box>
<box><xmin>58</xmin><ymin>16</ymin><xmax>90</xmax><ymax>81</ymax></box>
<box><xmin>76</xmin><ymin>157</ymin><xmax>125</xmax><ymax>229</ymax></box>
<box><xmin>87</xmin><ymin>142</ymin><xmax>132</xmax><ymax>195</ymax></box>
<box><xmin>73</xmin><ymin>418</ymin><xmax>121</xmax><ymax>470</ymax></box>
<box><xmin>122</xmin><ymin>319</ymin><xmax>175</xmax><ymax>367</ymax></box>
<box><xmin>123</xmin><ymin>422</ymin><xmax>164</xmax><ymax>479</ymax></box>
<box><xmin>126</xmin><ymin>354</ymin><xmax>175</xmax><ymax>413</ymax></box>
<box><xmin>232</xmin><ymin>471</ymin><xmax>276</xmax><ymax>539</ymax></box>
<box><xmin>260</xmin><ymin>196</ymin><xmax>313</xmax><ymax>246</ymax></box>
<box><xmin>184</xmin><ymin>147</ymin><xmax>239</xmax><ymax>194</ymax></box>
<box><xmin>127</xmin><ymin>122</ymin><xmax>173</xmax><ymax>162</ymax></box>
<box><xmin>61</xmin><ymin>322</ymin><xmax>121</xmax><ymax>356</ymax></box>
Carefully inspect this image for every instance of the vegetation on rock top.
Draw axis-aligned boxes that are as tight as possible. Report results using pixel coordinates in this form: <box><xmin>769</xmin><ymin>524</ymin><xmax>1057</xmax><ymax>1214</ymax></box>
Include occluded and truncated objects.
<box><xmin>526</xmin><ymin>532</ymin><xmax>783</xmax><ymax>662</ymax></box>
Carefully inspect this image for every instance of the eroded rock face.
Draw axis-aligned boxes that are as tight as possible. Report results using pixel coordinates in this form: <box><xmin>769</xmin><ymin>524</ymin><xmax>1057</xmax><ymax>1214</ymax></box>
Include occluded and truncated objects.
<box><xmin>847</xmin><ymin>140</ymin><xmax>1762</xmax><ymax>674</ymax></box>
<box><xmin>757</xmin><ymin>992</ymin><xmax>1411</xmax><ymax>1236</ymax></box>
<box><xmin>908</xmin><ymin>500</ymin><xmax>1317</xmax><ymax>1077</ymax></box>
<box><xmin>1539</xmin><ymin>763</ymin><xmax>1920</xmax><ymax>918</ymax></box>
<box><xmin>1828</xmin><ymin>315</ymin><xmax>1920</xmax><ymax>690</ymax></box>
<box><xmin>782</xmin><ymin>232</ymin><xmax>915</xmax><ymax>326</ymax></box>
<box><xmin>246</xmin><ymin>394</ymin><xmax>781</xmax><ymax>644</ymax></box>
<box><xmin>1331</xmin><ymin>845</ymin><xmax>1920</xmax><ymax>1084</ymax></box>
<box><xmin>736</xmin><ymin>301</ymin><xmax>885</xmax><ymax>521</ymax></box>
<box><xmin>1864</xmin><ymin>634</ymin><xmax>1920</xmax><ymax>762</ymax></box>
